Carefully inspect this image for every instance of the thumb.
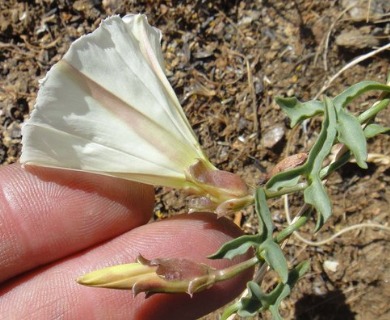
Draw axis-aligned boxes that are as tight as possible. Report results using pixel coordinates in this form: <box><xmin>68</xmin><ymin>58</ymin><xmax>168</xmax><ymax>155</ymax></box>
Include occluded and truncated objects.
<box><xmin>1</xmin><ymin>212</ymin><xmax>254</xmax><ymax>320</ymax></box>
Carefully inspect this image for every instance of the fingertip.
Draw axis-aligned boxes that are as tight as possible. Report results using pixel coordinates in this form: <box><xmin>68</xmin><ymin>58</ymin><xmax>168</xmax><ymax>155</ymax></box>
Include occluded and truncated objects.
<box><xmin>0</xmin><ymin>212</ymin><xmax>253</xmax><ymax>320</ymax></box>
<box><xmin>0</xmin><ymin>164</ymin><xmax>155</xmax><ymax>282</ymax></box>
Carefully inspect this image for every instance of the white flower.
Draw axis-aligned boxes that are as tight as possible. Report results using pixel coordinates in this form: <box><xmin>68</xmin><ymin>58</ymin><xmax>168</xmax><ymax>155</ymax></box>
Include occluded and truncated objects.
<box><xmin>21</xmin><ymin>14</ymin><xmax>252</xmax><ymax>213</ymax></box>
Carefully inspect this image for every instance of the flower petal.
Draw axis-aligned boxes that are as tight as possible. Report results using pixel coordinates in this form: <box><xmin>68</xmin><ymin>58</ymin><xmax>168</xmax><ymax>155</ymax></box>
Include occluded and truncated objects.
<box><xmin>21</xmin><ymin>14</ymin><xmax>211</xmax><ymax>188</ymax></box>
<box><xmin>21</xmin><ymin>14</ymin><xmax>252</xmax><ymax>212</ymax></box>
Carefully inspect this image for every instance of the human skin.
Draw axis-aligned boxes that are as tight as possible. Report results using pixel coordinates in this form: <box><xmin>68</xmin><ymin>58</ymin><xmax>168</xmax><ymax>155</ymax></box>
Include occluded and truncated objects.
<box><xmin>0</xmin><ymin>164</ymin><xmax>253</xmax><ymax>319</ymax></box>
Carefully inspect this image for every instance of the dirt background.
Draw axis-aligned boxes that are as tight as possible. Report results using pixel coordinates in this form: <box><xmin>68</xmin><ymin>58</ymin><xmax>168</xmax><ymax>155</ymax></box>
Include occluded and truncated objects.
<box><xmin>1</xmin><ymin>0</ymin><xmax>389</xmax><ymax>319</ymax></box>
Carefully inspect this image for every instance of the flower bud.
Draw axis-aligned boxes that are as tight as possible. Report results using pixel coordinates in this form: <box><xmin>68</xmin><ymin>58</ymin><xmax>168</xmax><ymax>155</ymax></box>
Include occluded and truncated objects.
<box><xmin>77</xmin><ymin>255</ymin><xmax>218</xmax><ymax>297</ymax></box>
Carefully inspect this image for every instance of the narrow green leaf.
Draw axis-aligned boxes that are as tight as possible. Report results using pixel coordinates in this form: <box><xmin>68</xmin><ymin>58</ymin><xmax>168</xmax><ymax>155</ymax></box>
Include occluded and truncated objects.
<box><xmin>333</xmin><ymin>81</ymin><xmax>390</xmax><ymax>111</ymax></box>
<box><xmin>305</xmin><ymin>96</ymin><xmax>337</xmax><ymax>173</ymax></box>
<box><xmin>265</xmin><ymin>167</ymin><xmax>303</xmax><ymax>192</ymax></box>
<box><xmin>235</xmin><ymin>262</ymin><xmax>310</xmax><ymax>318</ymax></box>
<box><xmin>275</xmin><ymin>97</ymin><xmax>324</xmax><ymax>127</ymax></box>
<box><xmin>269</xmin><ymin>261</ymin><xmax>310</xmax><ymax>319</ymax></box>
<box><xmin>304</xmin><ymin>178</ymin><xmax>331</xmax><ymax>231</ymax></box>
<box><xmin>303</xmin><ymin>96</ymin><xmax>337</xmax><ymax>230</ymax></box>
<box><xmin>268</xmin><ymin>285</ymin><xmax>290</xmax><ymax>320</ymax></box>
<box><xmin>255</xmin><ymin>188</ymin><xmax>274</xmax><ymax>238</ymax></box>
<box><xmin>255</xmin><ymin>189</ymin><xmax>289</xmax><ymax>283</ymax></box>
<box><xmin>236</xmin><ymin>281</ymin><xmax>269</xmax><ymax>316</ymax></box>
<box><xmin>208</xmin><ymin>234</ymin><xmax>261</xmax><ymax>260</ymax></box>
<box><xmin>336</xmin><ymin>108</ymin><xmax>367</xmax><ymax>169</ymax></box>
<box><xmin>241</xmin><ymin>261</ymin><xmax>310</xmax><ymax>318</ymax></box>
<box><xmin>293</xmin><ymin>260</ymin><xmax>311</xmax><ymax>279</ymax></box>
<box><xmin>364</xmin><ymin>123</ymin><xmax>390</xmax><ymax>138</ymax></box>
<box><xmin>260</xmin><ymin>239</ymin><xmax>289</xmax><ymax>284</ymax></box>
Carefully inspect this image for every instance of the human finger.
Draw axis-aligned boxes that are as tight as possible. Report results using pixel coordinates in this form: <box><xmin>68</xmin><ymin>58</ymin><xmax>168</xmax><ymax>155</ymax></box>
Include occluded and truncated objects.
<box><xmin>0</xmin><ymin>212</ymin><xmax>253</xmax><ymax>320</ymax></box>
<box><xmin>0</xmin><ymin>164</ymin><xmax>154</xmax><ymax>283</ymax></box>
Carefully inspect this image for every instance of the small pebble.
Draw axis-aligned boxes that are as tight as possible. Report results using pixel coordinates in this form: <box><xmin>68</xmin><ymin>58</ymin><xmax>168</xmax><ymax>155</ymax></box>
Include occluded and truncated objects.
<box><xmin>323</xmin><ymin>260</ymin><xmax>339</xmax><ymax>273</ymax></box>
<box><xmin>262</xmin><ymin>125</ymin><xmax>285</xmax><ymax>148</ymax></box>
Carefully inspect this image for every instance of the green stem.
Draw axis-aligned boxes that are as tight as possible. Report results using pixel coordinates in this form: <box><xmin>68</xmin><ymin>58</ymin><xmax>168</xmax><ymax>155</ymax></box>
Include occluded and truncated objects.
<box><xmin>320</xmin><ymin>149</ymin><xmax>351</xmax><ymax>179</ymax></box>
<box><xmin>264</xmin><ymin>182</ymin><xmax>307</xmax><ymax>199</ymax></box>
<box><xmin>274</xmin><ymin>206</ymin><xmax>311</xmax><ymax>243</ymax></box>
<box><xmin>220</xmin><ymin>303</ymin><xmax>240</xmax><ymax>320</ymax></box>
<box><xmin>214</xmin><ymin>256</ymin><xmax>258</xmax><ymax>282</ymax></box>
<box><xmin>358</xmin><ymin>97</ymin><xmax>390</xmax><ymax>124</ymax></box>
